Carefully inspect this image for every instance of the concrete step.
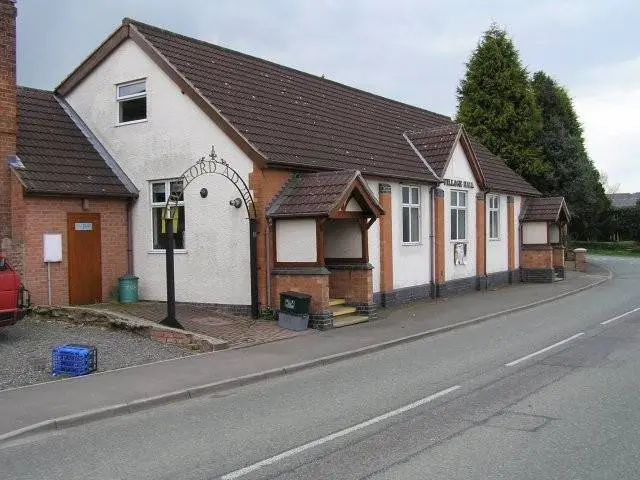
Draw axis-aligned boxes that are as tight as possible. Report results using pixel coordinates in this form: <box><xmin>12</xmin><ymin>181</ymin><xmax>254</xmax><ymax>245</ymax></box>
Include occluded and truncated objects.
<box><xmin>332</xmin><ymin>315</ymin><xmax>369</xmax><ymax>328</ymax></box>
<box><xmin>329</xmin><ymin>298</ymin><xmax>346</xmax><ymax>307</ymax></box>
<box><xmin>330</xmin><ymin>305</ymin><xmax>357</xmax><ymax>317</ymax></box>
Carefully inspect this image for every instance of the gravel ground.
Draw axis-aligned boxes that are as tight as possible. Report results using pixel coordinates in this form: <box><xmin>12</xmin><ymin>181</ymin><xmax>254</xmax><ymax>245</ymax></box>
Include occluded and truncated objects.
<box><xmin>0</xmin><ymin>316</ymin><xmax>196</xmax><ymax>390</ymax></box>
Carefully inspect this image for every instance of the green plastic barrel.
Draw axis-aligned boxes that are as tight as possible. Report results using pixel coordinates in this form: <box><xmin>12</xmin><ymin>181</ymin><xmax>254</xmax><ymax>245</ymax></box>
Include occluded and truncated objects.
<box><xmin>118</xmin><ymin>275</ymin><xmax>139</xmax><ymax>303</ymax></box>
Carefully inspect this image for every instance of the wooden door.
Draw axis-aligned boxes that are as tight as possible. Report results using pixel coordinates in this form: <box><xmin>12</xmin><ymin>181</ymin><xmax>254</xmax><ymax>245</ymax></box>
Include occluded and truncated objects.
<box><xmin>67</xmin><ymin>213</ymin><xmax>102</xmax><ymax>304</ymax></box>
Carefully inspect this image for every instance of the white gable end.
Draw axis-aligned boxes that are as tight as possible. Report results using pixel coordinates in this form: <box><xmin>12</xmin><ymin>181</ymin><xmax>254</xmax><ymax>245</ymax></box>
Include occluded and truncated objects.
<box><xmin>65</xmin><ymin>38</ymin><xmax>256</xmax><ymax>305</ymax></box>
<box><xmin>442</xmin><ymin>141</ymin><xmax>477</xmax><ymax>281</ymax></box>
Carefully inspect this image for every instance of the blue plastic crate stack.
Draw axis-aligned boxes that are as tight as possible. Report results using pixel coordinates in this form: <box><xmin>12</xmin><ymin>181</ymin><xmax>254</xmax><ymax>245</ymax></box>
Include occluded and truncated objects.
<box><xmin>51</xmin><ymin>344</ymin><xmax>98</xmax><ymax>376</ymax></box>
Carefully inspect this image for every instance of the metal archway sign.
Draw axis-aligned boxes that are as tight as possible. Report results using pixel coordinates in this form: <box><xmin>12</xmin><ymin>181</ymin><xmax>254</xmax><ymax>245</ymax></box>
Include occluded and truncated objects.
<box><xmin>161</xmin><ymin>146</ymin><xmax>259</xmax><ymax>328</ymax></box>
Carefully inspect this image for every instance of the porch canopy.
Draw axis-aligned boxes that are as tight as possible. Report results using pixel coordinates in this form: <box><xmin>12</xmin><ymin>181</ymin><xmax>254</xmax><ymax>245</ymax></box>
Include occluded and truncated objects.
<box><xmin>520</xmin><ymin>196</ymin><xmax>570</xmax><ymax>246</ymax></box>
<box><xmin>267</xmin><ymin>170</ymin><xmax>383</xmax><ymax>267</ymax></box>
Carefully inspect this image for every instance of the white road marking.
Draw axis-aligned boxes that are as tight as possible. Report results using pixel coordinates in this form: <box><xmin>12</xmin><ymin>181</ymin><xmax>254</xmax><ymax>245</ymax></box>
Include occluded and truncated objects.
<box><xmin>600</xmin><ymin>306</ymin><xmax>640</xmax><ymax>325</ymax></box>
<box><xmin>505</xmin><ymin>333</ymin><xmax>585</xmax><ymax>367</ymax></box>
<box><xmin>219</xmin><ymin>385</ymin><xmax>461</xmax><ymax>479</ymax></box>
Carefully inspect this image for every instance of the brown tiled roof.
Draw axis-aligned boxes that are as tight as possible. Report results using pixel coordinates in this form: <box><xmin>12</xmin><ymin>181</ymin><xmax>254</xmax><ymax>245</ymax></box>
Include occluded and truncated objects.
<box><xmin>56</xmin><ymin>18</ymin><xmax>541</xmax><ymax>196</ymax></box>
<box><xmin>405</xmin><ymin>124</ymin><xmax>461</xmax><ymax>177</ymax></box>
<box><xmin>128</xmin><ymin>20</ymin><xmax>452</xmax><ymax>183</ymax></box>
<box><xmin>520</xmin><ymin>196</ymin><xmax>570</xmax><ymax>222</ymax></box>
<box><xmin>267</xmin><ymin>170</ymin><xmax>382</xmax><ymax>217</ymax></box>
<box><xmin>470</xmin><ymin>139</ymin><xmax>540</xmax><ymax>196</ymax></box>
<box><xmin>16</xmin><ymin>87</ymin><xmax>135</xmax><ymax>198</ymax></box>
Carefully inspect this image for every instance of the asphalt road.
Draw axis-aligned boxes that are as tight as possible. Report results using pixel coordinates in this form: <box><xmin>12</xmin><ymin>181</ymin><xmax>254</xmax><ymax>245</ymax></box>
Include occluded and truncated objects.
<box><xmin>2</xmin><ymin>255</ymin><xmax>640</xmax><ymax>479</ymax></box>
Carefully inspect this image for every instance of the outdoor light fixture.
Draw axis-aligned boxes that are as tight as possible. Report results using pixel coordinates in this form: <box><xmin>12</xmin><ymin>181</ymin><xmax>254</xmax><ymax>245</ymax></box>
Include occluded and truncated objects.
<box><xmin>200</xmin><ymin>188</ymin><xmax>208</xmax><ymax>198</ymax></box>
<box><xmin>230</xmin><ymin>197</ymin><xmax>243</xmax><ymax>209</ymax></box>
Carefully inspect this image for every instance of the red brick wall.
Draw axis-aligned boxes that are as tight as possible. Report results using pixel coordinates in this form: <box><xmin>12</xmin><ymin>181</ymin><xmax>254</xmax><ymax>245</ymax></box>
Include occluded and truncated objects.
<box><xmin>328</xmin><ymin>268</ymin><xmax>373</xmax><ymax>304</ymax></box>
<box><xmin>507</xmin><ymin>198</ymin><xmax>515</xmax><ymax>271</ymax></box>
<box><xmin>553</xmin><ymin>247</ymin><xmax>565</xmax><ymax>268</ymax></box>
<box><xmin>19</xmin><ymin>195</ymin><xmax>129</xmax><ymax>305</ymax></box>
<box><xmin>574</xmin><ymin>248</ymin><xmax>587</xmax><ymax>273</ymax></box>
<box><xmin>434</xmin><ymin>189</ymin><xmax>445</xmax><ymax>284</ymax></box>
<box><xmin>521</xmin><ymin>246</ymin><xmax>553</xmax><ymax>269</ymax></box>
<box><xmin>248</xmin><ymin>168</ymin><xmax>292</xmax><ymax>308</ymax></box>
<box><xmin>0</xmin><ymin>1</ymin><xmax>17</xmax><ymax>238</ymax></box>
<box><xmin>378</xmin><ymin>185</ymin><xmax>393</xmax><ymax>292</ymax></box>
<box><xmin>476</xmin><ymin>195</ymin><xmax>486</xmax><ymax>276</ymax></box>
<box><xmin>271</xmin><ymin>273</ymin><xmax>329</xmax><ymax>315</ymax></box>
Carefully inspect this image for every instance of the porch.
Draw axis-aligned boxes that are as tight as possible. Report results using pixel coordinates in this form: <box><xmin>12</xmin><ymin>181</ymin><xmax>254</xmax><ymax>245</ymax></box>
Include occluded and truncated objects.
<box><xmin>267</xmin><ymin>170</ymin><xmax>383</xmax><ymax>329</ymax></box>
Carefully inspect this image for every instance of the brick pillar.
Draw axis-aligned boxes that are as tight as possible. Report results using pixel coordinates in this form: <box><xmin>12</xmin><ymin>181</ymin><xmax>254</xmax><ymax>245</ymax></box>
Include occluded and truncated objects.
<box><xmin>507</xmin><ymin>196</ymin><xmax>515</xmax><ymax>283</ymax></box>
<box><xmin>434</xmin><ymin>188</ymin><xmax>445</xmax><ymax>294</ymax></box>
<box><xmin>0</xmin><ymin>0</ymin><xmax>17</xmax><ymax>238</ymax></box>
<box><xmin>476</xmin><ymin>193</ymin><xmax>486</xmax><ymax>289</ymax></box>
<box><xmin>574</xmin><ymin>248</ymin><xmax>587</xmax><ymax>273</ymax></box>
<box><xmin>553</xmin><ymin>246</ymin><xmax>565</xmax><ymax>279</ymax></box>
<box><xmin>378</xmin><ymin>183</ymin><xmax>393</xmax><ymax>303</ymax></box>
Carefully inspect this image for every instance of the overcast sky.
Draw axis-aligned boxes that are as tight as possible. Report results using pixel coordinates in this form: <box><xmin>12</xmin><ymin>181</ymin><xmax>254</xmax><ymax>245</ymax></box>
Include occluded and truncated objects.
<box><xmin>15</xmin><ymin>0</ymin><xmax>640</xmax><ymax>192</ymax></box>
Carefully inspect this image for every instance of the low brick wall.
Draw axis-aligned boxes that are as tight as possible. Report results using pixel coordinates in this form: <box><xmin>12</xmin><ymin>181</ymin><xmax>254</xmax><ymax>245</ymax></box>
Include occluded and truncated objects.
<box><xmin>271</xmin><ymin>267</ymin><xmax>330</xmax><ymax>316</ymax></box>
<box><xmin>521</xmin><ymin>246</ymin><xmax>554</xmax><ymax>283</ymax></box>
<box><xmin>327</xmin><ymin>264</ymin><xmax>373</xmax><ymax>305</ymax></box>
<box><xmin>373</xmin><ymin>283</ymin><xmax>432</xmax><ymax>307</ymax></box>
<box><xmin>31</xmin><ymin>306</ymin><xmax>226</xmax><ymax>352</ymax></box>
<box><xmin>521</xmin><ymin>268</ymin><xmax>554</xmax><ymax>283</ymax></box>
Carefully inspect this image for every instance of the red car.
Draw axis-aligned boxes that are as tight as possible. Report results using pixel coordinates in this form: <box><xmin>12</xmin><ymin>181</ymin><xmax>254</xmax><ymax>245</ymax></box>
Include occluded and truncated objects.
<box><xmin>0</xmin><ymin>258</ymin><xmax>30</xmax><ymax>329</ymax></box>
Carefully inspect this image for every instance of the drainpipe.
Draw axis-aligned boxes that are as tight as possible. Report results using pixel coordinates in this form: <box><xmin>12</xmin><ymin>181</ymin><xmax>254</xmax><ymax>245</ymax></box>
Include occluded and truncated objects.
<box><xmin>429</xmin><ymin>186</ymin><xmax>436</xmax><ymax>297</ymax></box>
<box><xmin>266</xmin><ymin>218</ymin><xmax>272</xmax><ymax>309</ymax></box>
<box><xmin>483</xmin><ymin>189</ymin><xmax>490</xmax><ymax>286</ymax></box>
<box><xmin>127</xmin><ymin>199</ymin><xmax>134</xmax><ymax>274</ymax></box>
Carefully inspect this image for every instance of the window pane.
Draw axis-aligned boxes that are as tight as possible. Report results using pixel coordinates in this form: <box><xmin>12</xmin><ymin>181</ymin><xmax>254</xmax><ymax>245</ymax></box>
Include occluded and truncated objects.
<box><xmin>153</xmin><ymin>205</ymin><xmax>185</xmax><ymax>250</ymax></box>
<box><xmin>411</xmin><ymin>187</ymin><xmax>419</xmax><ymax>205</ymax></box>
<box><xmin>458</xmin><ymin>209</ymin><xmax>466</xmax><ymax>239</ymax></box>
<box><xmin>459</xmin><ymin>192</ymin><xmax>466</xmax><ymax>207</ymax></box>
<box><xmin>152</xmin><ymin>182</ymin><xmax>165</xmax><ymax>203</ymax></box>
<box><xmin>451</xmin><ymin>209</ymin><xmax>457</xmax><ymax>239</ymax></box>
<box><xmin>451</xmin><ymin>191</ymin><xmax>457</xmax><ymax>207</ymax></box>
<box><xmin>118</xmin><ymin>81</ymin><xmax>145</xmax><ymax>97</ymax></box>
<box><xmin>402</xmin><ymin>187</ymin><xmax>409</xmax><ymax>204</ymax></box>
<box><xmin>411</xmin><ymin>207</ymin><xmax>419</xmax><ymax>242</ymax></box>
<box><xmin>170</xmin><ymin>180</ymin><xmax>184</xmax><ymax>202</ymax></box>
<box><xmin>489</xmin><ymin>211</ymin><xmax>495</xmax><ymax>238</ymax></box>
<box><xmin>120</xmin><ymin>97</ymin><xmax>147</xmax><ymax>123</ymax></box>
<box><xmin>402</xmin><ymin>206</ymin><xmax>410</xmax><ymax>242</ymax></box>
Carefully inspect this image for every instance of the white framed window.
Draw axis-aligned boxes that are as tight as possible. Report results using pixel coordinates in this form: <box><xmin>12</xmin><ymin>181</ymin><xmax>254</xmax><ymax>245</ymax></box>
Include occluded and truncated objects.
<box><xmin>117</xmin><ymin>79</ymin><xmax>147</xmax><ymax>124</ymax></box>
<box><xmin>150</xmin><ymin>179</ymin><xmax>185</xmax><ymax>250</ymax></box>
<box><xmin>450</xmin><ymin>190</ymin><xmax>467</xmax><ymax>241</ymax></box>
<box><xmin>488</xmin><ymin>195</ymin><xmax>500</xmax><ymax>240</ymax></box>
<box><xmin>402</xmin><ymin>186</ymin><xmax>420</xmax><ymax>244</ymax></box>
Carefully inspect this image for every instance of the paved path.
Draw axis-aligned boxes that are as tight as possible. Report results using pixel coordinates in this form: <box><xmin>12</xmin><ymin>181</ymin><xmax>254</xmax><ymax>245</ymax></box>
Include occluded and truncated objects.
<box><xmin>0</xmin><ymin>265</ymin><xmax>608</xmax><ymax>441</ymax></box>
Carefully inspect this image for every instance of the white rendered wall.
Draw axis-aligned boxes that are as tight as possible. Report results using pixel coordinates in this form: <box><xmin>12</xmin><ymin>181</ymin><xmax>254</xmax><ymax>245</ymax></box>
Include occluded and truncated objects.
<box><xmin>485</xmin><ymin>194</ymin><xmax>508</xmax><ymax>274</ymax></box>
<box><xmin>391</xmin><ymin>182</ymin><xmax>432</xmax><ymax>289</ymax></box>
<box><xmin>324</xmin><ymin>220</ymin><xmax>362</xmax><ymax>258</ymax></box>
<box><xmin>276</xmin><ymin>219</ymin><xmax>317</xmax><ymax>262</ymax></box>
<box><xmin>513</xmin><ymin>196</ymin><xmax>522</xmax><ymax>268</ymax></box>
<box><xmin>443</xmin><ymin>142</ymin><xmax>477</xmax><ymax>281</ymax></box>
<box><xmin>366</xmin><ymin>180</ymin><xmax>381</xmax><ymax>294</ymax></box>
<box><xmin>65</xmin><ymin>39</ymin><xmax>255</xmax><ymax>305</ymax></box>
<box><xmin>522</xmin><ymin>222</ymin><xmax>547</xmax><ymax>244</ymax></box>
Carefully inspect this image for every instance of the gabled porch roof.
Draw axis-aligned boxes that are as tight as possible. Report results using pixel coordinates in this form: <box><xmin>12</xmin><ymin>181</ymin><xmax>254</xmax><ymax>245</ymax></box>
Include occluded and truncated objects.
<box><xmin>520</xmin><ymin>196</ymin><xmax>570</xmax><ymax>222</ymax></box>
<box><xmin>267</xmin><ymin>170</ymin><xmax>383</xmax><ymax>219</ymax></box>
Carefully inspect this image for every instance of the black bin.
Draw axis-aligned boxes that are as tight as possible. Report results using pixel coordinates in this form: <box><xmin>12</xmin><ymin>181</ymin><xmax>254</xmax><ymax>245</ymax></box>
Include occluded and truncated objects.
<box><xmin>278</xmin><ymin>291</ymin><xmax>311</xmax><ymax>331</ymax></box>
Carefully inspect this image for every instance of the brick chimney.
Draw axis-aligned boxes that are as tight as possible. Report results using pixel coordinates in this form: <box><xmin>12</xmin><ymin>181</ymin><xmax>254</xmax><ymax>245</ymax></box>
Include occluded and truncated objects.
<box><xmin>0</xmin><ymin>0</ymin><xmax>16</xmax><ymax>238</ymax></box>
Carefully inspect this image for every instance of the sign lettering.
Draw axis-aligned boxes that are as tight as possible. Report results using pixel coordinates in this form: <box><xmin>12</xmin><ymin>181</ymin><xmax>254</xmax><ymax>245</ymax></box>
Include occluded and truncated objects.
<box><xmin>74</xmin><ymin>222</ymin><xmax>93</xmax><ymax>231</ymax></box>
<box><xmin>444</xmin><ymin>178</ymin><xmax>474</xmax><ymax>189</ymax></box>
<box><xmin>168</xmin><ymin>146</ymin><xmax>257</xmax><ymax>219</ymax></box>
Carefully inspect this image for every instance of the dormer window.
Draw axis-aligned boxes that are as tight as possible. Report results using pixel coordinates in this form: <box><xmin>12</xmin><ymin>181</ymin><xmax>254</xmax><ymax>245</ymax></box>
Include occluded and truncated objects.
<box><xmin>117</xmin><ymin>79</ymin><xmax>147</xmax><ymax>124</ymax></box>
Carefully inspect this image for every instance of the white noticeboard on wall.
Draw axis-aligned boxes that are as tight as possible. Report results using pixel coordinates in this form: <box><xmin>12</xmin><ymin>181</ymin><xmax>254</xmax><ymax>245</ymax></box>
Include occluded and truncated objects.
<box><xmin>43</xmin><ymin>233</ymin><xmax>62</xmax><ymax>263</ymax></box>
